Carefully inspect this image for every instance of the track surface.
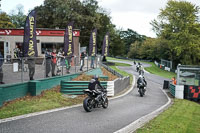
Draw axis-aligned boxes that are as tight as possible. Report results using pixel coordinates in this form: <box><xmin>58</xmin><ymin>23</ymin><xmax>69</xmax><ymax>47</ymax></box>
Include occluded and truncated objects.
<box><xmin>0</xmin><ymin>61</ymin><xmax>169</xmax><ymax>133</ymax></box>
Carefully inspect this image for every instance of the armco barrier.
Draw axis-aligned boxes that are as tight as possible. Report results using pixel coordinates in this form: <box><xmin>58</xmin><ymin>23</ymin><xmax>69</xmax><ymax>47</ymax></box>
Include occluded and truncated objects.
<box><xmin>60</xmin><ymin>81</ymin><xmax>107</xmax><ymax>95</ymax></box>
<box><xmin>0</xmin><ymin>73</ymin><xmax>80</xmax><ymax>107</ymax></box>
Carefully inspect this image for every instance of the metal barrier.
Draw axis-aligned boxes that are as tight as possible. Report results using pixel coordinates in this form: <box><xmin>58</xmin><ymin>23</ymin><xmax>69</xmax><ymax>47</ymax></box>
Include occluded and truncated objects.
<box><xmin>0</xmin><ymin>55</ymin><xmax>102</xmax><ymax>85</ymax></box>
<box><xmin>60</xmin><ymin>81</ymin><xmax>107</xmax><ymax>95</ymax></box>
<box><xmin>99</xmin><ymin>62</ymin><xmax>124</xmax><ymax>78</ymax></box>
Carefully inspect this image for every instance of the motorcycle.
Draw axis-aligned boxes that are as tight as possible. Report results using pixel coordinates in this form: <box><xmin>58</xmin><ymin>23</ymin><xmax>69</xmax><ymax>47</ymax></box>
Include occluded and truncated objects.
<box><xmin>138</xmin><ymin>82</ymin><xmax>146</xmax><ymax>97</ymax></box>
<box><xmin>83</xmin><ymin>89</ymin><xmax>108</xmax><ymax>112</ymax></box>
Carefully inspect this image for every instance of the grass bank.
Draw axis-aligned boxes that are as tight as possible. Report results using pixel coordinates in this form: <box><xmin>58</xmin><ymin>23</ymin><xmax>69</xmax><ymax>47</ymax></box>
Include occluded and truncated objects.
<box><xmin>106</xmin><ymin>61</ymin><xmax>133</xmax><ymax>83</ymax></box>
<box><xmin>135</xmin><ymin>99</ymin><xmax>200</xmax><ymax>133</ymax></box>
<box><xmin>0</xmin><ymin>87</ymin><xmax>85</xmax><ymax>119</ymax></box>
<box><xmin>144</xmin><ymin>62</ymin><xmax>176</xmax><ymax>79</ymax></box>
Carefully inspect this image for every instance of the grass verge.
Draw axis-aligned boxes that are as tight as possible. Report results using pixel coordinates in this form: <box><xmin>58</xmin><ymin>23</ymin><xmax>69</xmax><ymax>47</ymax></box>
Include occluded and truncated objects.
<box><xmin>135</xmin><ymin>99</ymin><xmax>200</xmax><ymax>133</ymax></box>
<box><xmin>0</xmin><ymin>87</ymin><xmax>85</xmax><ymax>119</ymax></box>
<box><xmin>144</xmin><ymin>62</ymin><xmax>176</xmax><ymax>79</ymax></box>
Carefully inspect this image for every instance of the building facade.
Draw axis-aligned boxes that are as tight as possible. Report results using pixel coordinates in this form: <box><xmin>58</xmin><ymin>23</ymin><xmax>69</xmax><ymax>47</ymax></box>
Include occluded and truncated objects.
<box><xmin>0</xmin><ymin>28</ymin><xmax>80</xmax><ymax>59</ymax></box>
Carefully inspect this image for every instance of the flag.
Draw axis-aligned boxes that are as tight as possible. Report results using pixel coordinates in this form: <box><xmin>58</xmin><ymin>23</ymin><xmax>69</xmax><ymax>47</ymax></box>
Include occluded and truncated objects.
<box><xmin>64</xmin><ymin>22</ymin><xmax>74</xmax><ymax>56</ymax></box>
<box><xmin>102</xmin><ymin>32</ymin><xmax>109</xmax><ymax>56</ymax></box>
<box><xmin>89</xmin><ymin>29</ymin><xmax>97</xmax><ymax>56</ymax></box>
<box><xmin>23</xmin><ymin>10</ymin><xmax>38</xmax><ymax>57</ymax></box>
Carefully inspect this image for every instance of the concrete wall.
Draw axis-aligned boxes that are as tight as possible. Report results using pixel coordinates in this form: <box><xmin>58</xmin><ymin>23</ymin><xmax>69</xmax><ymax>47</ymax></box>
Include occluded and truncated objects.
<box><xmin>114</xmin><ymin>77</ymin><xmax>130</xmax><ymax>95</ymax></box>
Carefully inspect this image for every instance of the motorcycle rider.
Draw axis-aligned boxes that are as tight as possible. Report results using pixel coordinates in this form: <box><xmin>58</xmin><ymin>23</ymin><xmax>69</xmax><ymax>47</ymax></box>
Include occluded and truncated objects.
<box><xmin>88</xmin><ymin>75</ymin><xmax>105</xmax><ymax>101</ymax></box>
<box><xmin>137</xmin><ymin>75</ymin><xmax>147</xmax><ymax>90</ymax></box>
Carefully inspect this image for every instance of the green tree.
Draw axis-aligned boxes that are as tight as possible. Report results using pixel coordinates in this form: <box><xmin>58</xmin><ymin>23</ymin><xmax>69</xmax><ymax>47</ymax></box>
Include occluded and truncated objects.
<box><xmin>0</xmin><ymin>12</ymin><xmax>15</xmax><ymax>28</ymax></box>
<box><xmin>120</xmin><ymin>29</ymin><xmax>145</xmax><ymax>54</ymax></box>
<box><xmin>9</xmin><ymin>4</ymin><xmax>26</xmax><ymax>28</ymax></box>
<box><xmin>35</xmin><ymin>0</ymin><xmax>109</xmax><ymax>52</ymax></box>
<box><xmin>151</xmin><ymin>0</ymin><xmax>200</xmax><ymax>65</ymax></box>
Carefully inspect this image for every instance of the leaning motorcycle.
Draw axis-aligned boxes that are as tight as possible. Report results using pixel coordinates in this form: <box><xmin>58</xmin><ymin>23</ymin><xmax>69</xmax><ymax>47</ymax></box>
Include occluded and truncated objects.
<box><xmin>138</xmin><ymin>82</ymin><xmax>146</xmax><ymax>97</ymax></box>
<box><xmin>83</xmin><ymin>89</ymin><xmax>108</xmax><ymax>112</ymax></box>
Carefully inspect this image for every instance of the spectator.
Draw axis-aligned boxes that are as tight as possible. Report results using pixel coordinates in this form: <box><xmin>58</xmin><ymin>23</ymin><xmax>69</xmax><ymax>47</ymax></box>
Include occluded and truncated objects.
<box><xmin>65</xmin><ymin>55</ymin><xmax>71</xmax><ymax>74</ymax></box>
<box><xmin>172</xmin><ymin>77</ymin><xmax>177</xmax><ymax>85</ymax></box>
<box><xmin>27</xmin><ymin>57</ymin><xmax>35</xmax><ymax>80</ymax></box>
<box><xmin>56</xmin><ymin>49</ymin><xmax>64</xmax><ymax>76</ymax></box>
<box><xmin>51</xmin><ymin>49</ymin><xmax>57</xmax><ymax>76</ymax></box>
<box><xmin>0</xmin><ymin>51</ymin><xmax>4</xmax><ymax>84</ymax></box>
<box><xmin>90</xmin><ymin>56</ymin><xmax>95</xmax><ymax>69</ymax></box>
<box><xmin>80</xmin><ymin>51</ymin><xmax>86</xmax><ymax>71</ymax></box>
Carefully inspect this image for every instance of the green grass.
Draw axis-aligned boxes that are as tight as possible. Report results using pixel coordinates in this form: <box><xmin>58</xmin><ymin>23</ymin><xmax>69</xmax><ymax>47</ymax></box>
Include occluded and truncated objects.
<box><xmin>144</xmin><ymin>62</ymin><xmax>176</xmax><ymax>79</ymax></box>
<box><xmin>109</xmin><ymin>65</ymin><xmax>133</xmax><ymax>84</ymax></box>
<box><xmin>136</xmin><ymin>99</ymin><xmax>200</xmax><ymax>133</ymax></box>
<box><xmin>0</xmin><ymin>87</ymin><xmax>84</xmax><ymax>119</ymax></box>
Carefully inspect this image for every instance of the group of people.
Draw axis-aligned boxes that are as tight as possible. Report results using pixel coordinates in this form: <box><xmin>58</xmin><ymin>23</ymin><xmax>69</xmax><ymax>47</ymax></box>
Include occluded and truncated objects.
<box><xmin>45</xmin><ymin>49</ymin><xmax>71</xmax><ymax>77</ymax></box>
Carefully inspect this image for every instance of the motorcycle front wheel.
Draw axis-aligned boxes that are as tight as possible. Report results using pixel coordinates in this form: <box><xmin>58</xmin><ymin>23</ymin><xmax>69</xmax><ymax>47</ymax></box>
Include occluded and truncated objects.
<box><xmin>102</xmin><ymin>98</ymin><xmax>108</xmax><ymax>108</ymax></box>
<box><xmin>83</xmin><ymin>97</ymin><xmax>93</xmax><ymax>112</ymax></box>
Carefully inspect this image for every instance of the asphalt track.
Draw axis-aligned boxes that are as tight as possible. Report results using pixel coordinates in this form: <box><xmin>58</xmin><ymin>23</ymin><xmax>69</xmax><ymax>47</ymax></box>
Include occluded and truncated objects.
<box><xmin>0</xmin><ymin>61</ymin><xmax>169</xmax><ymax>133</ymax></box>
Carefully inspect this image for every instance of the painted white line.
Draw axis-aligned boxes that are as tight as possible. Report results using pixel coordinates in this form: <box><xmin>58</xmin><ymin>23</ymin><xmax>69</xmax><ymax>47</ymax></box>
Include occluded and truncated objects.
<box><xmin>0</xmin><ymin>104</ymin><xmax>82</xmax><ymax>124</ymax></box>
<box><xmin>114</xmin><ymin>87</ymin><xmax>172</xmax><ymax>133</ymax></box>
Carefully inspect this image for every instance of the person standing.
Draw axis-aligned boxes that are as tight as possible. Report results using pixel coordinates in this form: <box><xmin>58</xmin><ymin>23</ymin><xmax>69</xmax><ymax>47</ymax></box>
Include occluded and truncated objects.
<box><xmin>65</xmin><ymin>55</ymin><xmax>71</xmax><ymax>74</ymax></box>
<box><xmin>45</xmin><ymin>49</ymin><xmax>52</xmax><ymax>77</ymax></box>
<box><xmin>56</xmin><ymin>49</ymin><xmax>64</xmax><ymax>76</ymax></box>
<box><xmin>90</xmin><ymin>56</ymin><xmax>95</xmax><ymax>69</ymax></box>
<box><xmin>27</xmin><ymin>57</ymin><xmax>35</xmax><ymax>80</ymax></box>
<box><xmin>51</xmin><ymin>49</ymin><xmax>57</xmax><ymax>76</ymax></box>
<box><xmin>80</xmin><ymin>52</ymin><xmax>86</xmax><ymax>71</ymax></box>
<box><xmin>0</xmin><ymin>51</ymin><xmax>4</xmax><ymax>84</ymax></box>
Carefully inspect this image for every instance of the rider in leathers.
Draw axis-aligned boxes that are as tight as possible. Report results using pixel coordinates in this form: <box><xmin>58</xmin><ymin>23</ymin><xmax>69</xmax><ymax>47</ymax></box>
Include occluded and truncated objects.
<box><xmin>88</xmin><ymin>75</ymin><xmax>104</xmax><ymax>101</ymax></box>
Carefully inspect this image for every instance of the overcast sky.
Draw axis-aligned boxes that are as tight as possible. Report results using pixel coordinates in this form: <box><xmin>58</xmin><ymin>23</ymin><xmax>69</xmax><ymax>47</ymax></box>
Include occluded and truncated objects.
<box><xmin>1</xmin><ymin>0</ymin><xmax>199</xmax><ymax>37</ymax></box>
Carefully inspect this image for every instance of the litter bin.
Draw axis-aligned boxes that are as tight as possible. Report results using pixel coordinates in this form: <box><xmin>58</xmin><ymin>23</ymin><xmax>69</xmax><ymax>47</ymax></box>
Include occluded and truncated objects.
<box><xmin>163</xmin><ymin>80</ymin><xmax>169</xmax><ymax>89</ymax></box>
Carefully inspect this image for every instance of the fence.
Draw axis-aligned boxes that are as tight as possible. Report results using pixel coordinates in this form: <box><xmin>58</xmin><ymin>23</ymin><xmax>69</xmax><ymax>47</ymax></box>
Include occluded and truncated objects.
<box><xmin>0</xmin><ymin>55</ymin><xmax>101</xmax><ymax>85</ymax></box>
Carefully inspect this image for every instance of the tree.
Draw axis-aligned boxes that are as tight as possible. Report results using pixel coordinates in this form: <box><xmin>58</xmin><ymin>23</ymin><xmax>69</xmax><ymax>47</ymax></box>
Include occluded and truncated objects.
<box><xmin>120</xmin><ymin>29</ymin><xmax>145</xmax><ymax>54</ymax></box>
<box><xmin>34</xmin><ymin>0</ymin><xmax>124</xmax><ymax>56</ymax></box>
<box><xmin>0</xmin><ymin>12</ymin><xmax>16</xmax><ymax>28</ymax></box>
<box><xmin>151</xmin><ymin>0</ymin><xmax>200</xmax><ymax>65</ymax></box>
<box><xmin>9</xmin><ymin>4</ymin><xmax>26</xmax><ymax>28</ymax></box>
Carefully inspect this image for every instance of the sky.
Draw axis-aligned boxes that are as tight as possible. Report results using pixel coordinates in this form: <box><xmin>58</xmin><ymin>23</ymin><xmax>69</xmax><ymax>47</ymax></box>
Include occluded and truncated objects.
<box><xmin>1</xmin><ymin>0</ymin><xmax>199</xmax><ymax>37</ymax></box>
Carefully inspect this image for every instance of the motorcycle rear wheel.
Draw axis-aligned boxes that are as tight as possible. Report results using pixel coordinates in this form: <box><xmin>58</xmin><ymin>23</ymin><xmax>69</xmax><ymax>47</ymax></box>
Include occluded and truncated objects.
<box><xmin>139</xmin><ymin>89</ymin><xmax>144</xmax><ymax>97</ymax></box>
<box><xmin>83</xmin><ymin>97</ymin><xmax>93</xmax><ymax>112</ymax></box>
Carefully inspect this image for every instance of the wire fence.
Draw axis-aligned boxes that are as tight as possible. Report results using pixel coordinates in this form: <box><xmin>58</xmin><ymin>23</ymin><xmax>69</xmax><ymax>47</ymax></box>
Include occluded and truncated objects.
<box><xmin>0</xmin><ymin>55</ymin><xmax>102</xmax><ymax>85</ymax></box>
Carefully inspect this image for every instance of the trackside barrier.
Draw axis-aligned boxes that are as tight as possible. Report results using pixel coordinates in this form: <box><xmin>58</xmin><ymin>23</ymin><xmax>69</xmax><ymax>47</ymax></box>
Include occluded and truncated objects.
<box><xmin>60</xmin><ymin>81</ymin><xmax>108</xmax><ymax>95</ymax></box>
<box><xmin>100</xmin><ymin>63</ymin><xmax>123</xmax><ymax>78</ymax></box>
<box><xmin>0</xmin><ymin>73</ymin><xmax>80</xmax><ymax>107</ymax></box>
<box><xmin>169</xmin><ymin>83</ymin><xmax>175</xmax><ymax>97</ymax></box>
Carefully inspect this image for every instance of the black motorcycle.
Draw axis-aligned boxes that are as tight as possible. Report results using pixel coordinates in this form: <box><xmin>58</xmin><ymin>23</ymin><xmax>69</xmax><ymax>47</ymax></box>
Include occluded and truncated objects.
<box><xmin>83</xmin><ymin>89</ymin><xmax>108</xmax><ymax>112</ymax></box>
<box><xmin>138</xmin><ymin>82</ymin><xmax>146</xmax><ymax>97</ymax></box>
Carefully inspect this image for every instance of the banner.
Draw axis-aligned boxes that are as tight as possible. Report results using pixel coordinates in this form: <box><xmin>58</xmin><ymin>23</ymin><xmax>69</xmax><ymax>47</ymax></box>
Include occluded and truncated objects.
<box><xmin>89</xmin><ymin>29</ymin><xmax>97</xmax><ymax>56</ymax></box>
<box><xmin>102</xmin><ymin>32</ymin><xmax>109</xmax><ymax>56</ymax></box>
<box><xmin>23</xmin><ymin>10</ymin><xmax>38</xmax><ymax>57</ymax></box>
<box><xmin>64</xmin><ymin>22</ymin><xmax>74</xmax><ymax>56</ymax></box>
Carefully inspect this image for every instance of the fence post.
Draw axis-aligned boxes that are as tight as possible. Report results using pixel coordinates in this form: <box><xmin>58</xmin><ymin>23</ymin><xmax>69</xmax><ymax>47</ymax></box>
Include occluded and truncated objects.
<box><xmin>87</xmin><ymin>55</ymin><xmax>89</xmax><ymax>71</ymax></box>
<box><xmin>44</xmin><ymin>57</ymin><xmax>46</xmax><ymax>78</ymax></box>
<box><xmin>21</xmin><ymin>57</ymin><xmax>24</xmax><ymax>82</ymax></box>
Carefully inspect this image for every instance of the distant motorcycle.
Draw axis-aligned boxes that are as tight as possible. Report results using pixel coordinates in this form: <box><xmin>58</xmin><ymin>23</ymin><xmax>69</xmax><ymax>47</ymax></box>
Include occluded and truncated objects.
<box><xmin>138</xmin><ymin>82</ymin><xmax>146</xmax><ymax>97</ymax></box>
<box><xmin>83</xmin><ymin>89</ymin><xmax>108</xmax><ymax>112</ymax></box>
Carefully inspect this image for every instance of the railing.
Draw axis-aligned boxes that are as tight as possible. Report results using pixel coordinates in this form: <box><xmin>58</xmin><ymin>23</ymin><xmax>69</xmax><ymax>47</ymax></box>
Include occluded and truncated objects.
<box><xmin>0</xmin><ymin>55</ymin><xmax>101</xmax><ymax>85</ymax></box>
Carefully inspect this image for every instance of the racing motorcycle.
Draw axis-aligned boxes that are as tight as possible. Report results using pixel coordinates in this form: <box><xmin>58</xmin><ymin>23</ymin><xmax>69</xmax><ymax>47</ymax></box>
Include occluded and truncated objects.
<box><xmin>83</xmin><ymin>89</ymin><xmax>108</xmax><ymax>112</ymax></box>
<box><xmin>138</xmin><ymin>82</ymin><xmax>146</xmax><ymax>97</ymax></box>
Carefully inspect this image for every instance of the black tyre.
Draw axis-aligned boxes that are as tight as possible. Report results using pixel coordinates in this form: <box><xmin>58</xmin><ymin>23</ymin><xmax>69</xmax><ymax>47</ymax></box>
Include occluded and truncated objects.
<box><xmin>83</xmin><ymin>97</ymin><xmax>93</xmax><ymax>112</ymax></box>
<box><xmin>102</xmin><ymin>98</ymin><xmax>108</xmax><ymax>108</ymax></box>
<box><xmin>139</xmin><ymin>88</ymin><xmax>143</xmax><ymax>97</ymax></box>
